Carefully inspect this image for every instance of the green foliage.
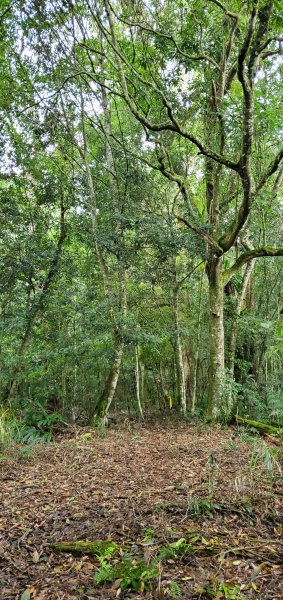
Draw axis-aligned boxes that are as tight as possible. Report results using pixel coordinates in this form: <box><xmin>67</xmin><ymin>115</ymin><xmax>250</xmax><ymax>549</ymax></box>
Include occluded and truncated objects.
<box><xmin>167</xmin><ymin>581</ymin><xmax>183</xmax><ymax>598</ymax></box>
<box><xmin>204</xmin><ymin>578</ymin><xmax>244</xmax><ymax>599</ymax></box>
<box><xmin>248</xmin><ymin>440</ymin><xmax>282</xmax><ymax>480</ymax></box>
<box><xmin>95</xmin><ymin>555</ymin><xmax>159</xmax><ymax>592</ymax></box>
<box><xmin>23</xmin><ymin>403</ymin><xmax>64</xmax><ymax>434</ymax></box>
<box><xmin>143</xmin><ymin>528</ymin><xmax>154</xmax><ymax>544</ymax></box>
<box><xmin>0</xmin><ymin>404</ymin><xmax>63</xmax><ymax>452</ymax></box>
<box><xmin>158</xmin><ymin>538</ymin><xmax>189</xmax><ymax>561</ymax></box>
<box><xmin>204</xmin><ymin>578</ymin><xmax>245</xmax><ymax>600</ymax></box>
<box><xmin>186</xmin><ymin>496</ymin><xmax>223</xmax><ymax>518</ymax></box>
<box><xmin>0</xmin><ymin>0</ymin><xmax>282</xmax><ymax>423</ymax></box>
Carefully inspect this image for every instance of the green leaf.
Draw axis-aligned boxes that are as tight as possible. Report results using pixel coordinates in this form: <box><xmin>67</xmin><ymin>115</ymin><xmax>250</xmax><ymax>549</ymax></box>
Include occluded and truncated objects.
<box><xmin>20</xmin><ymin>591</ymin><xmax>31</xmax><ymax>600</ymax></box>
<box><xmin>170</xmin><ymin>538</ymin><xmax>186</xmax><ymax>549</ymax></box>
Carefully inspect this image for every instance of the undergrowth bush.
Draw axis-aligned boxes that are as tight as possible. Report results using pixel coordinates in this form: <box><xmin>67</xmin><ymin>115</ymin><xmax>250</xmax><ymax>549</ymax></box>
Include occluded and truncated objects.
<box><xmin>0</xmin><ymin>404</ymin><xmax>64</xmax><ymax>451</ymax></box>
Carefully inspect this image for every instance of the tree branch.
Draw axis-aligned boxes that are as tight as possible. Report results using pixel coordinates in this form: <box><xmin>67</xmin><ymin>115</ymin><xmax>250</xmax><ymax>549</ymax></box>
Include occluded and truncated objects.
<box><xmin>103</xmin><ymin>0</ymin><xmax>239</xmax><ymax>172</ymax></box>
<box><xmin>207</xmin><ymin>0</ymin><xmax>239</xmax><ymax>20</ymax></box>
<box><xmin>256</xmin><ymin>147</ymin><xmax>283</xmax><ymax>193</ymax></box>
<box><xmin>107</xmin><ymin>2</ymin><xmax>221</xmax><ymax>71</ymax></box>
<box><xmin>224</xmin><ymin>246</ymin><xmax>283</xmax><ymax>281</ymax></box>
<box><xmin>218</xmin><ymin>8</ymin><xmax>257</xmax><ymax>251</ymax></box>
<box><xmin>174</xmin><ymin>214</ymin><xmax>223</xmax><ymax>255</ymax></box>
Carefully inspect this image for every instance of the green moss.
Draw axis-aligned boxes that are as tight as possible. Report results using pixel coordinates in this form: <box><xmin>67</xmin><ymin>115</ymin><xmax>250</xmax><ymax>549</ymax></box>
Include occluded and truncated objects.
<box><xmin>53</xmin><ymin>540</ymin><xmax>119</xmax><ymax>558</ymax></box>
<box><xmin>236</xmin><ymin>416</ymin><xmax>282</xmax><ymax>436</ymax></box>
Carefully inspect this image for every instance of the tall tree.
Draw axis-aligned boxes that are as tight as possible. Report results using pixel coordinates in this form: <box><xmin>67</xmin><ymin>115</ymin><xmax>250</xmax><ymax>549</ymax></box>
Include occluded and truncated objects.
<box><xmin>81</xmin><ymin>0</ymin><xmax>283</xmax><ymax>416</ymax></box>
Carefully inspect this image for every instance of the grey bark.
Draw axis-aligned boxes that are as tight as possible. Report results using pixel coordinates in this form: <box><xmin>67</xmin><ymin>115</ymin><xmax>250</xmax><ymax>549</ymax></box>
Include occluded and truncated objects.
<box><xmin>191</xmin><ymin>268</ymin><xmax>205</xmax><ymax>415</ymax></box>
<box><xmin>173</xmin><ymin>283</ymin><xmax>186</xmax><ymax>416</ymax></box>
<box><xmin>135</xmin><ymin>345</ymin><xmax>144</xmax><ymax>419</ymax></box>
<box><xmin>207</xmin><ymin>257</ymin><xmax>225</xmax><ymax>418</ymax></box>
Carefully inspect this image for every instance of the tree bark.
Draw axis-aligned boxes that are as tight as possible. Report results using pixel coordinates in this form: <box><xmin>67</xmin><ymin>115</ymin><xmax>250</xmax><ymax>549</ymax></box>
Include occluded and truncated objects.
<box><xmin>191</xmin><ymin>268</ymin><xmax>205</xmax><ymax>415</ymax></box>
<box><xmin>226</xmin><ymin>260</ymin><xmax>255</xmax><ymax>413</ymax></box>
<box><xmin>172</xmin><ymin>283</ymin><xmax>186</xmax><ymax>416</ymax></box>
<box><xmin>207</xmin><ymin>256</ymin><xmax>225</xmax><ymax>417</ymax></box>
<box><xmin>173</xmin><ymin>258</ymin><xmax>187</xmax><ymax>416</ymax></box>
<box><xmin>135</xmin><ymin>345</ymin><xmax>144</xmax><ymax>419</ymax></box>
<box><xmin>95</xmin><ymin>339</ymin><xmax>124</xmax><ymax>418</ymax></box>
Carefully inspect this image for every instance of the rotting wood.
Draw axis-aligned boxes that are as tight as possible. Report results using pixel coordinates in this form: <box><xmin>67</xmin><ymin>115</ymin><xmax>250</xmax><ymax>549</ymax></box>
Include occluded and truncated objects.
<box><xmin>236</xmin><ymin>416</ymin><xmax>282</xmax><ymax>437</ymax></box>
<box><xmin>53</xmin><ymin>541</ymin><xmax>119</xmax><ymax>555</ymax></box>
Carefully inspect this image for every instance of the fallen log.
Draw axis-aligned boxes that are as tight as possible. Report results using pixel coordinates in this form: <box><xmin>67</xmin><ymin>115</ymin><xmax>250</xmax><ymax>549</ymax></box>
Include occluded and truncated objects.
<box><xmin>53</xmin><ymin>540</ymin><xmax>119</xmax><ymax>556</ymax></box>
<box><xmin>236</xmin><ymin>416</ymin><xmax>282</xmax><ymax>437</ymax></box>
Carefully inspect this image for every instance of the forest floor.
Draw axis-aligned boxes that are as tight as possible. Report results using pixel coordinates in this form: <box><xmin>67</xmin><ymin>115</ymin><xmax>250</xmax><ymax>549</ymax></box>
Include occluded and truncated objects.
<box><xmin>0</xmin><ymin>422</ymin><xmax>282</xmax><ymax>600</ymax></box>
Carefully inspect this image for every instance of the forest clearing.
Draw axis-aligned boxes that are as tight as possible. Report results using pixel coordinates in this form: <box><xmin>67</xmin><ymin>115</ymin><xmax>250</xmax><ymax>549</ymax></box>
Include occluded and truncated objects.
<box><xmin>0</xmin><ymin>422</ymin><xmax>282</xmax><ymax>599</ymax></box>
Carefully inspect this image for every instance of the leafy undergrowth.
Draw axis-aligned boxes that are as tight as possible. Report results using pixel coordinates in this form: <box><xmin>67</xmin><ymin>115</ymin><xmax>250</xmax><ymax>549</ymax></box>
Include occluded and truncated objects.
<box><xmin>0</xmin><ymin>423</ymin><xmax>282</xmax><ymax>599</ymax></box>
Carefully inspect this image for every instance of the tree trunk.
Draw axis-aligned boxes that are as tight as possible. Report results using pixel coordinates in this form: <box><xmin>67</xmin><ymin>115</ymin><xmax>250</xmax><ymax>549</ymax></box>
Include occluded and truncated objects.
<box><xmin>172</xmin><ymin>284</ymin><xmax>186</xmax><ymax>416</ymax></box>
<box><xmin>95</xmin><ymin>339</ymin><xmax>124</xmax><ymax>418</ymax></box>
<box><xmin>191</xmin><ymin>268</ymin><xmax>205</xmax><ymax>415</ymax></box>
<box><xmin>79</xmin><ymin>87</ymin><xmax>127</xmax><ymax>421</ymax></box>
<box><xmin>207</xmin><ymin>256</ymin><xmax>225</xmax><ymax>418</ymax></box>
<box><xmin>135</xmin><ymin>345</ymin><xmax>144</xmax><ymax>419</ymax></box>
<box><xmin>96</xmin><ymin>265</ymin><xmax>127</xmax><ymax>419</ymax></box>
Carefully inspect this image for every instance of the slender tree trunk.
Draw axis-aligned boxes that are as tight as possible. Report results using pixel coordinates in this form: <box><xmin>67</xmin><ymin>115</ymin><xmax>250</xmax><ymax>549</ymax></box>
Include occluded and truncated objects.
<box><xmin>207</xmin><ymin>256</ymin><xmax>225</xmax><ymax>418</ymax></box>
<box><xmin>159</xmin><ymin>364</ymin><xmax>168</xmax><ymax>410</ymax></box>
<box><xmin>191</xmin><ymin>268</ymin><xmax>205</xmax><ymax>415</ymax></box>
<box><xmin>98</xmin><ymin>83</ymin><xmax>127</xmax><ymax>419</ymax></box>
<box><xmin>140</xmin><ymin>362</ymin><xmax>145</xmax><ymax>406</ymax></box>
<box><xmin>135</xmin><ymin>345</ymin><xmax>144</xmax><ymax>419</ymax></box>
<box><xmin>95</xmin><ymin>339</ymin><xmax>124</xmax><ymax>418</ymax></box>
<box><xmin>96</xmin><ymin>265</ymin><xmax>127</xmax><ymax>418</ymax></box>
<box><xmin>80</xmin><ymin>88</ymin><xmax>127</xmax><ymax>420</ymax></box>
<box><xmin>172</xmin><ymin>283</ymin><xmax>186</xmax><ymax>416</ymax></box>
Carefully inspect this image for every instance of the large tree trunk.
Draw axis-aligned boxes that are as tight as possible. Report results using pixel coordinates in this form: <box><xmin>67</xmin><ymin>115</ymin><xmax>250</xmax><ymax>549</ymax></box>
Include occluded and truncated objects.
<box><xmin>207</xmin><ymin>256</ymin><xmax>225</xmax><ymax>418</ymax></box>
